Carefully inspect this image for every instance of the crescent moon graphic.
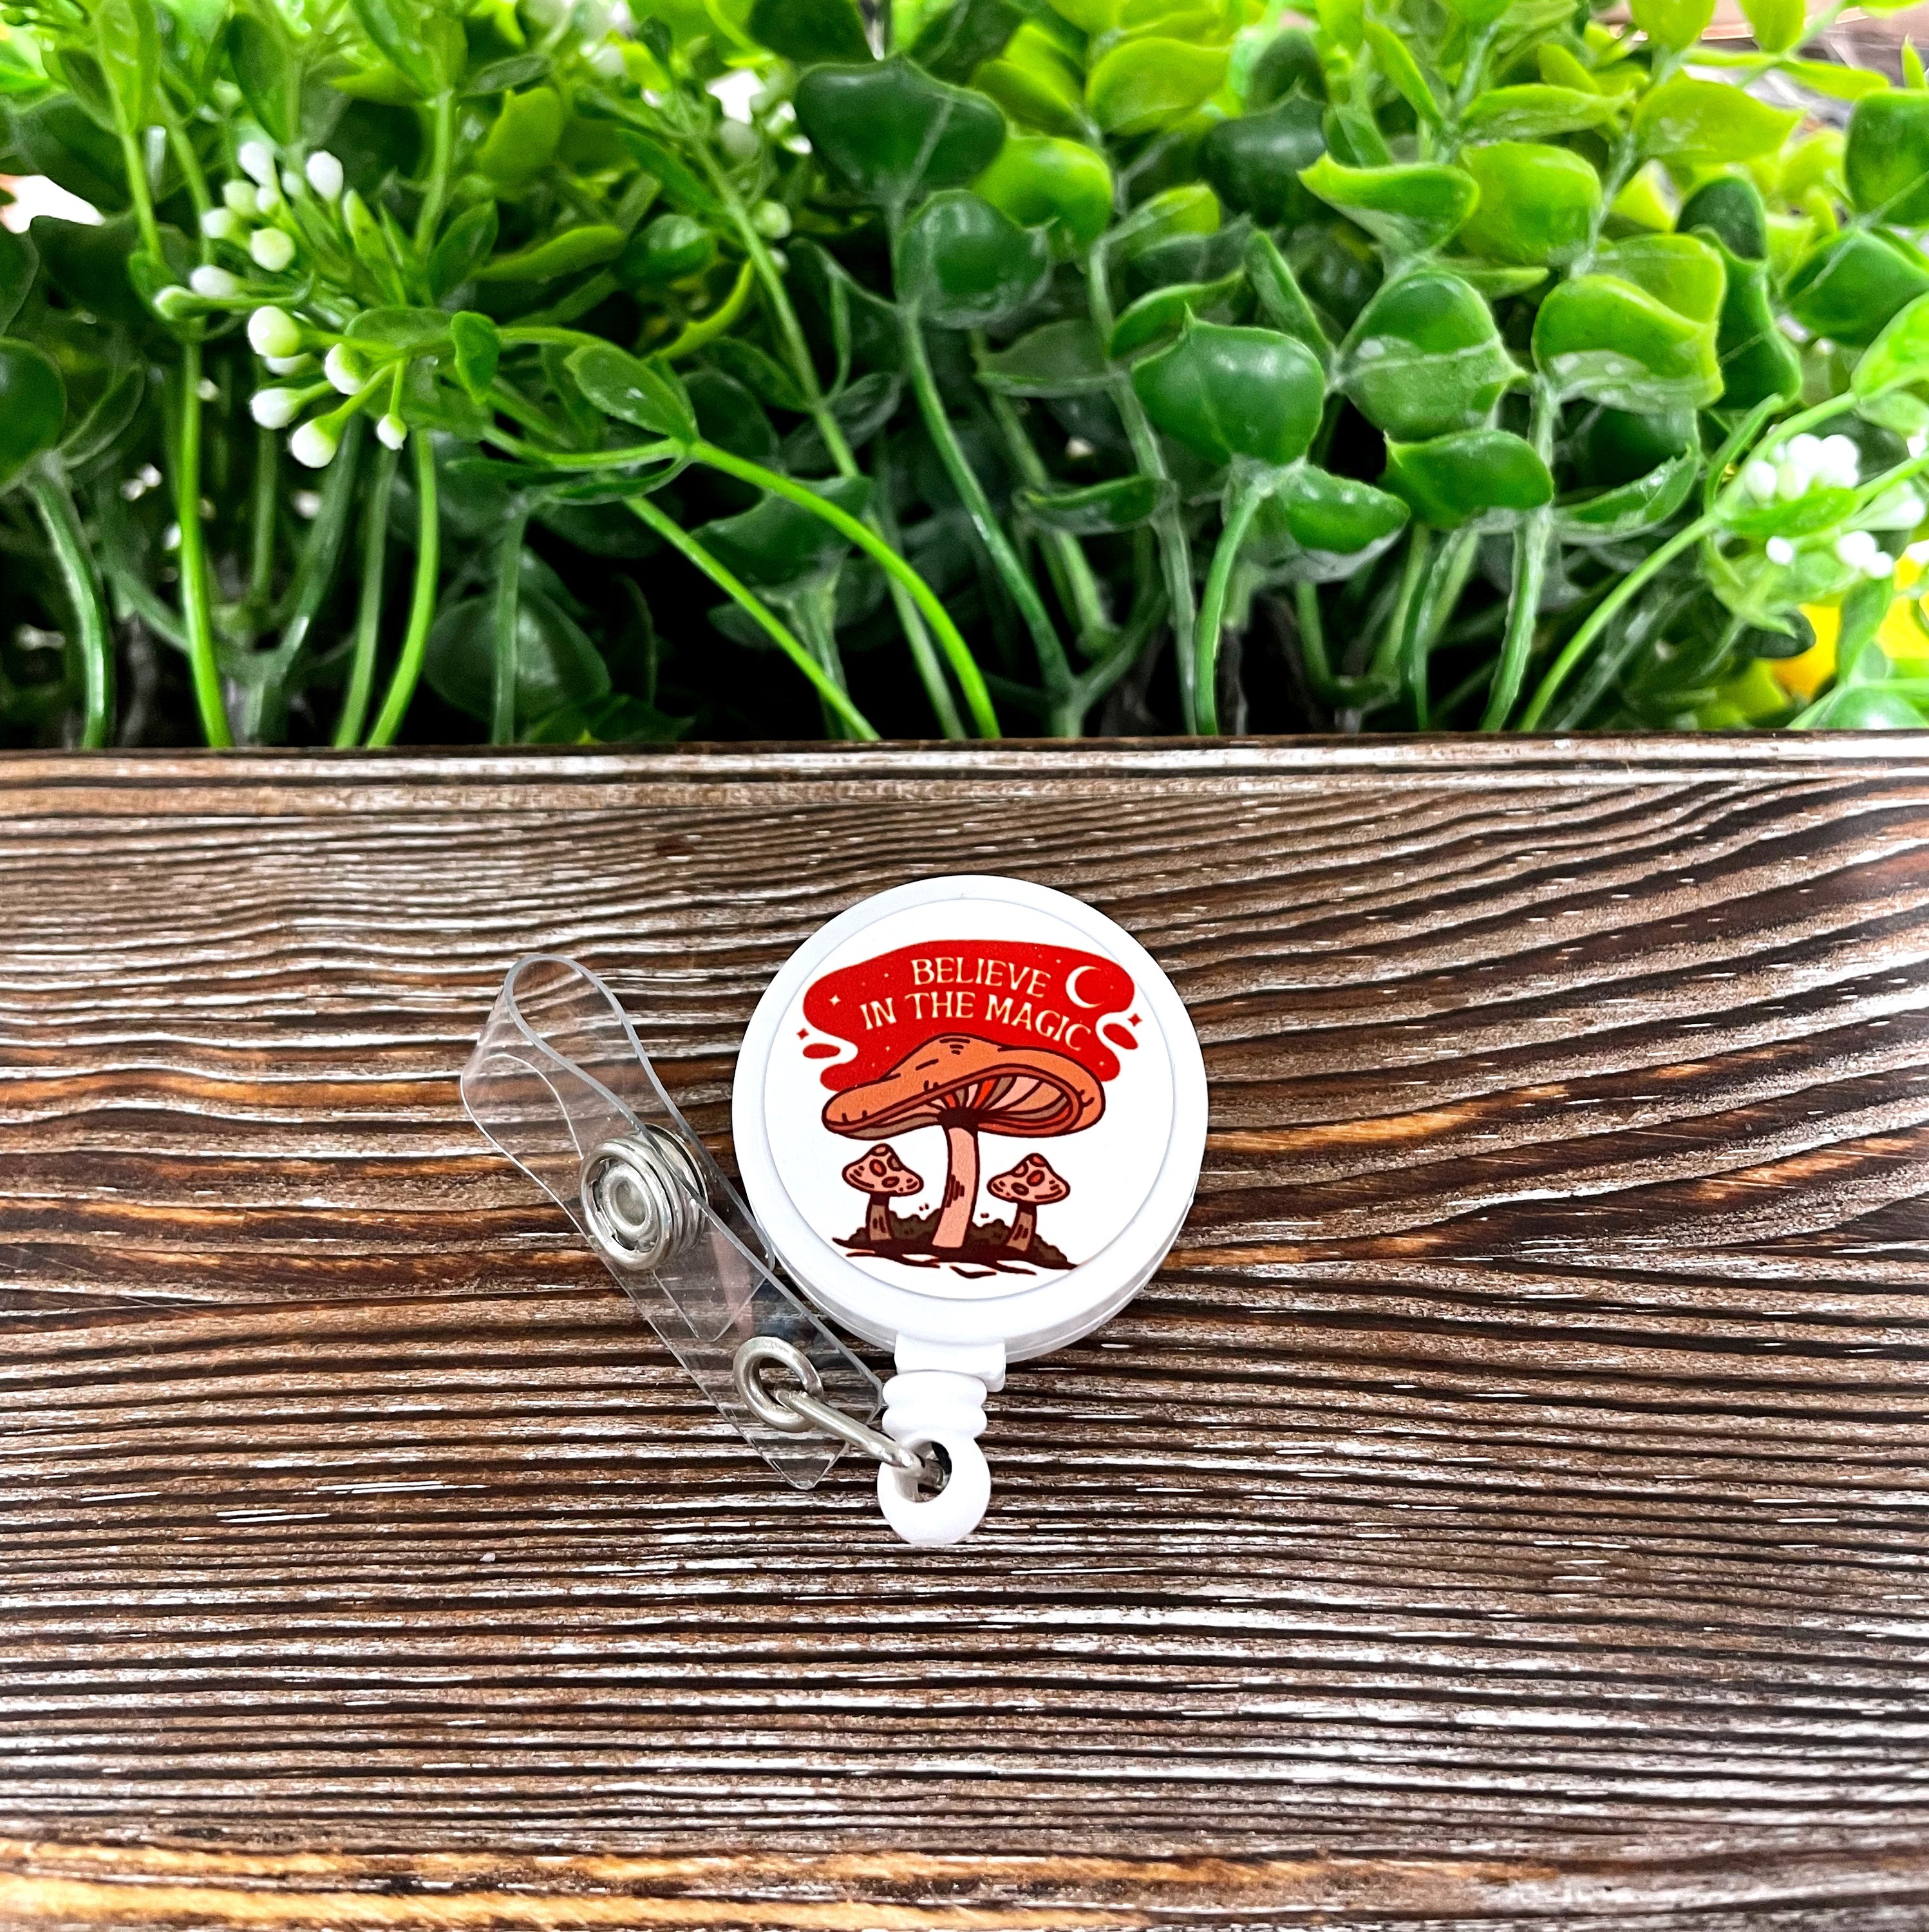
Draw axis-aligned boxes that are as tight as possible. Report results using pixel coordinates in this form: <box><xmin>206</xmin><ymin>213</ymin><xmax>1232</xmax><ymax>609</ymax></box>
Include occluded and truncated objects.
<box><xmin>1065</xmin><ymin>965</ymin><xmax>1104</xmax><ymax>1009</ymax></box>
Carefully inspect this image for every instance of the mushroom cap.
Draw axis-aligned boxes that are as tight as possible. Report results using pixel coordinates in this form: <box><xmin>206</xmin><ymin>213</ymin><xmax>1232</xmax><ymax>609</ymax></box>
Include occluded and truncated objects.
<box><xmin>988</xmin><ymin>1151</ymin><xmax>1070</xmax><ymax>1204</ymax></box>
<box><xmin>823</xmin><ymin>1033</ymin><xmax>1104</xmax><ymax>1142</ymax></box>
<box><xmin>842</xmin><ymin>1142</ymin><xmax>923</xmax><ymax>1195</ymax></box>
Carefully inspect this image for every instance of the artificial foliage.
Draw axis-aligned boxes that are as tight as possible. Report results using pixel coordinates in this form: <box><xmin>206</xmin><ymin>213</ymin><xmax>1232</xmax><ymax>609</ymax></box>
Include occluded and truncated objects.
<box><xmin>4</xmin><ymin>0</ymin><xmax>1929</xmax><ymax>746</ymax></box>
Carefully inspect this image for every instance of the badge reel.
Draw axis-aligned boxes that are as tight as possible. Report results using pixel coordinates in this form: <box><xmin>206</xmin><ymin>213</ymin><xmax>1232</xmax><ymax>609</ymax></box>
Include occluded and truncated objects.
<box><xmin>462</xmin><ymin>876</ymin><xmax>1207</xmax><ymax>1546</ymax></box>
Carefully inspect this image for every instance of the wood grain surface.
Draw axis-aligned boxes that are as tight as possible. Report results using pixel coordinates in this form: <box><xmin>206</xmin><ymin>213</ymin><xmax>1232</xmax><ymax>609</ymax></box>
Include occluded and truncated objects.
<box><xmin>3</xmin><ymin>738</ymin><xmax>1928</xmax><ymax>1931</ymax></box>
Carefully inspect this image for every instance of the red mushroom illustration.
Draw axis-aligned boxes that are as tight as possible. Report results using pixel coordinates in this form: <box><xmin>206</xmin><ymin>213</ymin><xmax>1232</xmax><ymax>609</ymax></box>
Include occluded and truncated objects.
<box><xmin>823</xmin><ymin>1034</ymin><xmax>1102</xmax><ymax>1254</ymax></box>
<box><xmin>987</xmin><ymin>1153</ymin><xmax>1069</xmax><ymax>1258</ymax></box>
<box><xmin>842</xmin><ymin>1144</ymin><xmax>923</xmax><ymax>1246</ymax></box>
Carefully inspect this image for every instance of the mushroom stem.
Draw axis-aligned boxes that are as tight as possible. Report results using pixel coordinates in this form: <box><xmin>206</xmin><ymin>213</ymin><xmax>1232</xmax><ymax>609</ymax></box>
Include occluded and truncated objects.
<box><xmin>933</xmin><ymin>1121</ymin><xmax>981</xmax><ymax>1251</ymax></box>
<box><xmin>866</xmin><ymin>1193</ymin><xmax>894</xmax><ymax>1245</ymax></box>
<box><xmin>1008</xmin><ymin>1203</ymin><xmax>1037</xmax><ymax>1256</ymax></box>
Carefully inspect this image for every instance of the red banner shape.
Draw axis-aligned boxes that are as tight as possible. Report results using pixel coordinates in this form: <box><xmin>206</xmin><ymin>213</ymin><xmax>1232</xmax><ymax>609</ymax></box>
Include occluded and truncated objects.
<box><xmin>802</xmin><ymin>940</ymin><xmax>1138</xmax><ymax>1090</ymax></box>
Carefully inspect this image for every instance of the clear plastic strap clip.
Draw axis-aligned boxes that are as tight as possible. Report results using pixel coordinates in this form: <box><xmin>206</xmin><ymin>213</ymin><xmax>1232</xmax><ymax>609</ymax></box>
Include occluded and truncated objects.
<box><xmin>460</xmin><ymin>955</ymin><xmax>885</xmax><ymax>1490</ymax></box>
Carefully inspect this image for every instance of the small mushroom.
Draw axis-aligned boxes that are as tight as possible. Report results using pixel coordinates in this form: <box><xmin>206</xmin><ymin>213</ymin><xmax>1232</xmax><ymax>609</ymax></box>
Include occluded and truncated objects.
<box><xmin>842</xmin><ymin>1143</ymin><xmax>923</xmax><ymax>1245</ymax></box>
<box><xmin>987</xmin><ymin>1152</ymin><xmax>1069</xmax><ymax>1258</ymax></box>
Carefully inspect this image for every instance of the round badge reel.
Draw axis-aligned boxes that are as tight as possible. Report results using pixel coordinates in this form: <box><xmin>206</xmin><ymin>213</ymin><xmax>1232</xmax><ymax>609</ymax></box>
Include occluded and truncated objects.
<box><xmin>732</xmin><ymin>875</ymin><xmax>1207</xmax><ymax>1545</ymax></box>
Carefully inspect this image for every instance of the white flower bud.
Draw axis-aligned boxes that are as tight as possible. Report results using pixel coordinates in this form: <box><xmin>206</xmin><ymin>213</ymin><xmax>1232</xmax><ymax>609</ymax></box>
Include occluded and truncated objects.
<box><xmin>1912</xmin><ymin>433</ymin><xmax>1928</xmax><ymax>460</ymax></box>
<box><xmin>1743</xmin><ymin>460</ymin><xmax>1777</xmax><ymax>502</ymax></box>
<box><xmin>264</xmin><ymin>353</ymin><xmax>313</xmax><ymax>376</ymax></box>
<box><xmin>290</xmin><ymin>419</ymin><xmax>339</xmax><ymax>468</ymax></box>
<box><xmin>223</xmin><ymin>179</ymin><xmax>259</xmax><ymax>216</ymax></box>
<box><xmin>152</xmin><ymin>285</ymin><xmax>195</xmax><ymax>319</ymax></box>
<box><xmin>1866</xmin><ymin>551</ymin><xmax>1896</xmax><ymax>580</ymax></box>
<box><xmin>750</xmin><ymin>198</ymin><xmax>791</xmax><ymax>240</ymax></box>
<box><xmin>1816</xmin><ymin>434</ymin><xmax>1861</xmax><ymax>488</ymax></box>
<box><xmin>323</xmin><ymin>344</ymin><xmax>366</xmax><ymax>395</ymax></box>
<box><xmin>1766</xmin><ymin>536</ymin><xmax>1795</xmax><ymax>565</ymax></box>
<box><xmin>281</xmin><ymin>167</ymin><xmax>303</xmax><ymax>198</ymax></box>
<box><xmin>1836</xmin><ymin>529</ymin><xmax>1879</xmax><ymax>569</ymax></box>
<box><xmin>250</xmin><ymin>227</ymin><xmax>296</xmax><ymax>272</ymax></box>
<box><xmin>238</xmin><ymin>140</ymin><xmax>277</xmax><ymax>187</ymax></box>
<box><xmin>189</xmin><ymin>265</ymin><xmax>243</xmax><ymax>299</ymax></box>
<box><xmin>249</xmin><ymin>386</ymin><xmax>305</xmax><ymax>428</ymax></box>
<box><xmin>376</xmin><ymin>411</ymin><xmax>408</xmax><ymax>450</ymax></box>
<box><xmin>201</xmin><ymin>207</ymin><xmax>241</xmax><ymax>241</ymax></box>
<box><xmin>1776</xmin><ymin>459</ymin><xmax>1811</xmax><ymax>501</ymax></box>
<box><xmin>247</xmin><ymin>305</ymin><xmax>303</xmax><ymax>358</ymax></box>
<box><xmin>717</xmin><ymin>118</ymin><xmax>758</xmax><ymax>161</ymax></box>
<box><xmin>590</xmin><ymin>43</ymin><xmax>625</xmax><ymax>77</ymax></box>
<box><xmin>1788</xmin><ymin>433</ymin><xmax>1823</xmax><ymax>466</ymax></box>
<box><xmin>305</xmin><ymin>151</ymin><xmax>345</xmax><ymax>201</ymax></box>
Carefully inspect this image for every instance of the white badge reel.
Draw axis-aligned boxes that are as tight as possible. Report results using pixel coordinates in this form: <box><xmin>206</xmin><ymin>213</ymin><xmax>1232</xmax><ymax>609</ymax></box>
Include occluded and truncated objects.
<box><xmin>462</xmin><ymin>876</ymin><xmax>1206</xmax><ymax>1548</ymax></box>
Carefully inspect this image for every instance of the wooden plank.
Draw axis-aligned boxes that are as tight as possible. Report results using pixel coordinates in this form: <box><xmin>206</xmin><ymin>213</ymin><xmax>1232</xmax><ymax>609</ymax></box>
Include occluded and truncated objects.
<box><xmin>1</xmin><ymin>741</ymin><xmax>1926</xmax><ymax>1926</ymax></box>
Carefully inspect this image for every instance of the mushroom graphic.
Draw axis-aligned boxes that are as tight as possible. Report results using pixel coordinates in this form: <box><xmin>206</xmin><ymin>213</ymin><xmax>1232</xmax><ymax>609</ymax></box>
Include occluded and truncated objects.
<box><xmin>823</xmin><ymin>1034</ymin><xmax>1102</xmax><ymax>1254</ymax></box>
<box><xmin>987</xmin><ymin>1153</ymin><xmax>1069</xmax><ymax>1258</ymax></box>
<box><xmin>842</xmin><ymin>1143</ymin><xmax>923</xmax><ymax>1246</ymax></box>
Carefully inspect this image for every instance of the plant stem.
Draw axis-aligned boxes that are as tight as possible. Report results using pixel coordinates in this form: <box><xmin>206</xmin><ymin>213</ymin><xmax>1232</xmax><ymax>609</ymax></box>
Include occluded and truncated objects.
<box><xmin>659</xmin><ymin>260</ymin><xmax>755</xmax><ymax>359</ymax></box>
<box><xmin>28</xmin><ymin>468</ymin><xmax>113</xmax><ymax>748</ymax></box>
<box><xmin>334</xmin><ymin>442</ymin><xmax>399</xmax><ymax>748</ymax></box>
<box><xmin>1482</xmin><ymin>381</ymin><xmax>1558</xmax><ymax>730</ymax></box>
<box><xmin>1517</xmin><ymin>512</ymin><xmax>1716</xmax><ymax>728</ymax></box>
<box><xmin>249</xmin><ymin>426</ymin><xmax>279</xmax><ymax>612</ymax></box>
<box><xmin>173</xmin><ymin>342</ymin><xmax>231</xmax><ymax>746</ymax></box>
<box><xmin>417</xmin><ymin>91</ymin><xmax>456</xmax><ymax>243</ymax></box>
<box><xmin>872</xmin><ymin>438</ymin><xmax>965</xmax><ymax>737</ymax></box>
<box><xmin>1194</xmin><ymin>478</ymin><xmax>1265</xmax><ymax>735</ymax></box>
<box><xmin>897</xmin><ymin>303</ymin><xmax>1069</xmax><ymax>712</ymax></box>
<box><xmin>366</xmin><ymin>435</ymin><xmax>442</xmax><ymax>746</ymax></box>
<box><xmin>626</xmin><ymin>494</ymin><xmax>878</xmax><ymax>739</ymax></box>
<box><xmin>491</xmin><ymin>497</ymin><xmax>532</xmax><ymax>745</ymax></box>
<box><xmin>691</xmin><ymin>437</ymin><xmax>999</xmax><ymax>735</ymax></box>
<box><xmin>1294</xmin><ymin>580</ymin><xmax>1398</xmax><ymax>708</ymax></box>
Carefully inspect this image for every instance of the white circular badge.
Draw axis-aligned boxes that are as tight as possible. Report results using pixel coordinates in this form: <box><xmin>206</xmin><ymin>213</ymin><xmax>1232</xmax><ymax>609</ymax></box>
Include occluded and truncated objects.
<box><xmin>731</xmin><ymin>876</ymin><xmax>1207</xmax><ymax>1366</ymax></box>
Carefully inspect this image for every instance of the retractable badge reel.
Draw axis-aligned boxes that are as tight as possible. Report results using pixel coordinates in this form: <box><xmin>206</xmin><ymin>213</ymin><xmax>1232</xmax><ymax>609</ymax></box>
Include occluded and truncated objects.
<box><xmin>462</xmin><ymin>876</ymin><xmax>1206</xmax><ymax>1546</ymax></box>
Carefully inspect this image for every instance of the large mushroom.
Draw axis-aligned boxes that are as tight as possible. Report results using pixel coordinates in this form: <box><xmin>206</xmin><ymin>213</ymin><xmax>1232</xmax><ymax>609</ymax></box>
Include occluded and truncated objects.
<box><xmin>987</xmin><ymin>1153</ymin><xmax>1069</xmax><ymax>1258</ymax></box>
<box><xmin>842</xmin><ymin>1143</ymin><xmax>923</xmax><ymax>1245</ymax></box>
<box><xmin>823</xmin><ymin>1034</ymin><xmax>1102</xmax><ymax>1253</ymax></box>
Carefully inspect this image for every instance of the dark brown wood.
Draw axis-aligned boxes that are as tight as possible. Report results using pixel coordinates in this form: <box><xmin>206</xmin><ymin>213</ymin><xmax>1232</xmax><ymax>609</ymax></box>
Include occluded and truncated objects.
<box><xmin>3</xmin><ymin>739</ymin><xmax>1928</xmax><ymax>1930</ymax></box>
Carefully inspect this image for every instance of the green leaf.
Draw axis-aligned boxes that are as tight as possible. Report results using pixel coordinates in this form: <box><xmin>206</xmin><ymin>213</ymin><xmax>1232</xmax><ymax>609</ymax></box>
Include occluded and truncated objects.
<box><xmin>1132</xmin><ymin>316</ymin><xmax>1326</xmax><ymax>469</ymax></box>
<box><xmin>0</xmin><ymin>339</ymin><xmax>66</xmax><ymax>493</ymax></box>
<box><xmin>1446</xmin><ymin>261</ymin><xmax>1551</xmax><ymax>297</ymax></box>
<box><xmin>749</xmin><ymin>0</ymin><xmax>873</xmax><ymax>64</ymax></box>
<box><xmin>1846</xmin><ymin>92</ymin><xmax>1929</xmax><ymax>223</ymax></box>
<box><xmin>1362</xmin><ymin>23</ymin><xmax>1442</xmax><ymax>129</ymax></box>
<box><xmin>795</xmin><ymin>56</ymin><xmax>1006</xmax><ymax>213</ymax></box>
<box><xmin>1108</xmin><ymin>270</ymin><xmax>1247</xmax><ymax>359</ymax></box>
<box><xmin>427</xmin><ymin>202</ymin><xmax>498</xmax><ymax>298</ymax></box>
<box><xmin>451</xmin><ymin>312</ymin><xmax>500</xmax><ymax>404</ymax></box>
<box><xmin>1717</xmin><ymin>484</ymin><xmax>1859</xmax><ymax>540</ymax></box>
<box><xmin>1086</xmin><ymin>37</ymin><xmax>1228</xmax><ymax>135</ymax></box>
<box><xmin>1272</xmin><ymin>464</ymin><xmax>1409</xmax><ymax>554</ymax></box>
<box><xmin>697</xmin><ymin>475</ymin><xmax>873</xmax><ymax>593</ymax></box>
<box><xmin>476</xmin><ymin>225</ymin><xmax>626</xmax><ymax>281</ymax></box>
<box><xmin>1462</xmin><ymin>84</ymin><xmax>1618</xmax><ymax>142</ymax></box>
<box><xmin>1382</xmin><ymin>428</ymin><xmax>1554</xmax><ymax>527</ymax></box>
<box><xmin>346</xmin><ymin>307</ymin><xmax>452</xmax><ymax>351</ymax></box>
<box><xmin>426</xmin><ymin>588</ymin><xmax>612</xmax><ymax>724</ymax></box>
<box><xmin>348</xmin><ymin>0</ymin><xmax>437</xmax><ymax>95</ymax></box>
<box><xmin>93</xmin><ymin>0</ymin><xmax>159</xmax><ymax>123</ymax></box>
<box><xmin>462</xmin><ymin>53</ymin><xmax>550</xmax><ymax>95</ymax></box>
<box><xmin>11</xmin><ymin>97</ymin><xmax>129</xmax><ymax>211</ymax></box>
<box><xmin>974</xmin><ymin>136</ymin><xmax>1114</xmax><ymax>249</ymax></box>
<box><xmin>0</xmin><ymin>227</ymin><xmax>35</xmax><ymax>337</ymax></box>
<box><xmin>1787</xmin><ymin>229</ymin><xmax>1929</xmax><ymax>346</ymax></box>
<box><xmin>898</xmin><ymin>189</ymin><xmax>1051</xmax><ymax>328</ymax></box>
<box><xmin>1299</xmin><ymin>154</ymin><xmax>1478</xmax><ymax>257</ymax></box>
<box><xmin>1244</xmin><ymin>230</ymin><xmax>1333</xmax><ymax>370</ymax></box>
<box><xmin>58</xmin><ymin>362</ymin><xmax>143</xmax><ymax>473</ymax></box>
<box><xmin>1247</xmin><ymin>27</ymin><xmax>1326</xmax><ymax>108</ymax></box>
<box><xmin>1597</xmin><ymin>233</ymin><xmax>1725</xmax><ymax>327</ymax></box>
<box><xmin>1677</xmin><ymin>174</ymin><xmax>1769</xmax><ymax>260</ymax></box>
<box><xmin>1551</xmin><ymin>449</ymin><xmax>1698</xmax><ymax>542</ymax></box>
<box><xmin>1703</xmin><ymin>236</ymin><xmax>1802</xmax><ymax>409</ymax></box>
<box><xmin>1017</xmin><ymin>473</ymin><xmax>1173</xmax><ymax>533</ymax></box>
<box><xmin>1739</xmin><ymin>0</ymin><xmax>1804</xmax><ymax>53</ymax></box>
<box><xmin>1201</xmin><ymin>97</ymin><xmax>1326</xmax><ymax>225</ymax></box>
<box><xmin>911</xmin><ymin>0</ymin><xmax>1028</xmax><ymax>82</ymax></box>
<box><xmin>976</xmin><ymin>317</ymin><xmax>1113</xmax><ymax>395</ymax></box>
<box><xmin>1635</xmin><ymin>77</ymin><xmax>1800</xmax><ymax>164</ymax></box>
<box><xmin>227</xmin><ymin>8</ymin><xmax>299</xmax><ymax>144</ymax></box>
<box><xmin>478</xmin><ymin>86</ymin><xmax>564</xmax><ymax>186</ymax></box>
<box><xmin>1630</xmin><ymin>0</ymin><xmax>1715</xmax><ymax>50</ymax></box>
<box><xmin>614</xmin><ymin>213</ymin><xmax>717</xmax><ymax>289</ymax></box>
<box><xmin>616</xmin><ymin>131</ymin><xmax>722</xmax><ymax>218</ymax></box>
<box><xmin>1782</xmin><ymin>58</ymin><xmax>1888</xmax><ymax>101</ymax></box>
<box><xmin>566</xmin><ymin>343</ymin><xmax>699</xmax><ymax>442</ymax></box>
<box><xmin>35</xmin><ymin>214</ymin><xmax>149</xmax><ymax>325</ymax></box>
<box><xmin>1342</xmin><ymin>269</ymin><xmax>1518</xmax><ymax>440</ymax></box>
<box><xmin>1438</xmin><ymin>0</ymin><xmax>1512</xmax><ymax>28</ymax></box>
<box><xmin>1853</xmin><ymin>289</ymin><xmax>1929</xmax><ymax>398</ymax></box>
<box><xmin>707</xmin><ymin>337</ymin><xmax>809</xmax><ymax>413</ymax></box>
<box><xmin>1533</xmin><ymin>269</ymin><xmax>1722</xmax><ymax>411</ymax></box>
<box><xmin>1457</xmin><ymin>142</ymin><xmax>1600</xmax><ymax>267</ymax></box>
<box><xmin>972</xmin><ymin>39</ymin><xmax>1087</xmax><ymax>138</ymax></box>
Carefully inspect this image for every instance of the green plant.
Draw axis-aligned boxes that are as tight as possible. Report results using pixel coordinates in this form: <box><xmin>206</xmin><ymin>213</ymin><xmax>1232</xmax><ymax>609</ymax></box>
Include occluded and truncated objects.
<box><xmin>4</xmin><ymin>0</ymin><xmax>1929</xmax><ymax>746</ymax></box>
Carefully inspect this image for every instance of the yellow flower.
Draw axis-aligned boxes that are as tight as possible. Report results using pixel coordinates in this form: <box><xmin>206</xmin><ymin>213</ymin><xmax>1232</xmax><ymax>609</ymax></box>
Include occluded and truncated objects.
<box><xmin>1777</xmin><ymin>554</ymin><xmax>1929</xmax><ymax>703</ymax></box>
